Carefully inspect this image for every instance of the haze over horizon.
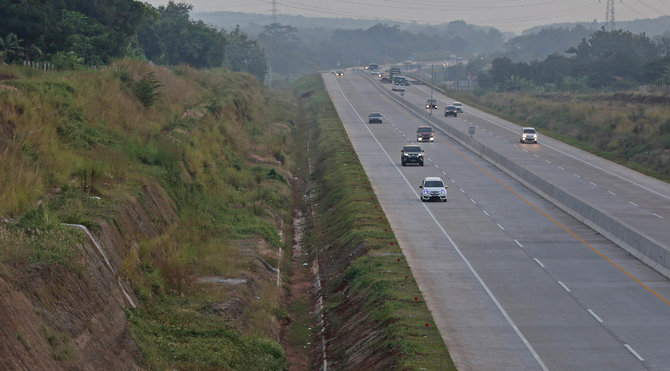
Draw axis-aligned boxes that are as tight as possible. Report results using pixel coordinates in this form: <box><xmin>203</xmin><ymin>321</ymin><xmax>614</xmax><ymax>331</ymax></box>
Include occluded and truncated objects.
<box><xmin>143</xmin><ymin>0</ymin><xmax>670</xmax><ymax>34</ymax></box>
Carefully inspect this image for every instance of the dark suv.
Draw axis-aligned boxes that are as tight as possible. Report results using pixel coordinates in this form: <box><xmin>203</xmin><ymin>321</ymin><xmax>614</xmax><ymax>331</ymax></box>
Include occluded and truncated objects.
<box><xmin>444</xmin><ymin>105</ymin><xmax>457</xmax><ymax>117</ymax></box>
<box><xmin>401</xmin><ymin>145</ymin><xmax>424</xmax><ymax>166</ymax></box>
<box><xmin>425</xmin><ymin>99</ymin><xmax>438</xmax><ymax>109</ymax></box>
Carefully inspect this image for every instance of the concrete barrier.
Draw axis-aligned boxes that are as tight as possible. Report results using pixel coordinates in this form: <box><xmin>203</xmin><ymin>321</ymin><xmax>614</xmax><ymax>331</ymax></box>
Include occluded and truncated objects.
<box><xmin>363</xmin><ymin>71</ymin><xmax>670</xmax><ymax>279</ymax></box>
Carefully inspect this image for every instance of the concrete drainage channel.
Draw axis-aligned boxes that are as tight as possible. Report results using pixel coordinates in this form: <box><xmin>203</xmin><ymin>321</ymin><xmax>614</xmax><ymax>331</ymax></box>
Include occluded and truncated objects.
<box><xmin>362</xmin><ymin>71</ymin><xmax>670</xmax><ymax>280</ymax></box>
<box><xmin>303</xmin><ymin>125</ymin><xmax>329</xmax><ymax>370</ymax></box>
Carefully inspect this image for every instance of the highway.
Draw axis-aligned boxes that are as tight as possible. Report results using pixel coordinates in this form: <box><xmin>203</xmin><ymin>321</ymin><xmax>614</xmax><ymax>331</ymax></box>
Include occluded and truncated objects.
<box><xmin>322</xmin><ymin>70</ymin><xmax>670</xmax><ymax>371</ymax></box>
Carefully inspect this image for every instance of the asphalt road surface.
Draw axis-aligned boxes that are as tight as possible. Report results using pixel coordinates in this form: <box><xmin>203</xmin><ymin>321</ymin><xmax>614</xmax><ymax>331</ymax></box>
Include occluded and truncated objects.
<box><xmin>323</xmin><ymin>70</ymin><xmax>670</xmax><ymax>371</ymax></box>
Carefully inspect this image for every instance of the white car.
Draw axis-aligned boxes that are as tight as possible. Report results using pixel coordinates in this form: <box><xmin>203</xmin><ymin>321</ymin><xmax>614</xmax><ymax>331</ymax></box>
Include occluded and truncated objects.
<box><xmin>420</xmin><ymin>177</ymin><xmax>448</xmax><ymax>202</ymax></box>
<box><xmin>453</xmin><ymin>102</ymin><xmax>463</xmax><ymax>113</ymax></box>
<box><xmin>392</xmin><ymin>83</ymin><xmax>405</xmax><ymax>91</ymax></box>
<box><xmin>520</xmin><ymin>127</ymin><xmax>538</xmax><ymax>143</ymax></box>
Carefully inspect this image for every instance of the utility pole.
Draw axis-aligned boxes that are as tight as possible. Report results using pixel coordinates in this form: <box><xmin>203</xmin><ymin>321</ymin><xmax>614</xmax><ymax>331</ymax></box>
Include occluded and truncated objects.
<box><xmin>271</xmin><ymin>0</ymin><xmax>277</xmax><ymax>23</ymax></box>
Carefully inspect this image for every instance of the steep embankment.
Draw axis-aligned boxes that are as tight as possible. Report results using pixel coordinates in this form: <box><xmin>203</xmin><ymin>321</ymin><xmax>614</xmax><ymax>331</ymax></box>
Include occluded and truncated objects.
<box><xmin>0</xmin><ymin>61</ymin><xmax>295</xmax><ymax>369</ymax></box>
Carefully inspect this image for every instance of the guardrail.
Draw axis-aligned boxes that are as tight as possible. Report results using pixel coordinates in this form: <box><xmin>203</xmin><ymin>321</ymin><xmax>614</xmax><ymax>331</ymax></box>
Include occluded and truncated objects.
<box><xmin>362</xmin><ymin>70</ymin><xmax>670</xmax><ymax>279</ymax></box>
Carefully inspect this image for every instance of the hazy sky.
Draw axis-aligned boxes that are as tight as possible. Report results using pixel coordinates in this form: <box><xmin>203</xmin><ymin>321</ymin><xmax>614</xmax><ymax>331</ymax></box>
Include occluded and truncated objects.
<box><xmin>143</xmin><ymin>0</ymin><xmax>670</xmax><ymax>34</ymax></box>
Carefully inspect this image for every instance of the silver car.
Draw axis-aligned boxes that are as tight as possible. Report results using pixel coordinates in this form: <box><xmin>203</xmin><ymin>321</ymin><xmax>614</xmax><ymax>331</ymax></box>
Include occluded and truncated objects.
<box><xmin>420</xmin><ymin>176</ymin><xmax>448</xmax><ymax>202</ymax></box>
<box><xmin>520</xmin><ymin>127</ymin><xmax>538</xmax><ymax>144</ymax></box>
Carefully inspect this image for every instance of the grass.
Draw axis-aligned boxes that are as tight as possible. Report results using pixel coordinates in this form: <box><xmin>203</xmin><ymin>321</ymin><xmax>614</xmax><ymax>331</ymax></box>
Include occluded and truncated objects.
<box><xmin>296</xmin><ymin>74</ymin><xmax>455</xmax><ymax>370</ymax></box>
<box><xmin>448</xmin><ymin>89</ymin><xmax>670</xmax><ymax>182</ymax></box>
<box><xmin>0</xmin><ymin>61</ymin><xmax>299</xmax><ymax>368</ymax></box>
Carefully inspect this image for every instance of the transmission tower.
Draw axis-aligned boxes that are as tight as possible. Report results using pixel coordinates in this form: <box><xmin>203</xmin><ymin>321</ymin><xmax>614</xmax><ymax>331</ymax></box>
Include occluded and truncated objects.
<box><xmin>600</xmin><ymin>0</ymin><xmax>617</xmax><ymax>30</ymax></box>
<box><xmin>271</xmin><ymin>0</ymin><xmax>277</xmax><ymax>23</ymax></box>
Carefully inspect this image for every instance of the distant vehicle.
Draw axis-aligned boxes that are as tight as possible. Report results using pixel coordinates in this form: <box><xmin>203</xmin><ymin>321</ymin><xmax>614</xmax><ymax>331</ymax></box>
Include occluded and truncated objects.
<box><xmin>520</xmin><ymin>127</ymin><xmax>538</xmax><ymax>143</ymax></box>
<box><xmin>368</xmin><ymin>112</ymin><xmax>383</xmax><ymax>124</ymax></box>
<box><xmin>416</xmin><ymin>126</ymin><xmax>434</xmax><ymax>142</ymax></box>
<box><xmin>366</xmin><ymin>63</ymin><xmax>379</xmax><ymax>72</ymax></box>
<box><xmin>381</xmin><ymin>75</ymin><xmax>391</xmax><ymax>83</ymax></box>
<box><xmin>425</xmin><ymin>99</ymin><xmax>438</xmax><ymax>109</ymax></box>
<box><xmin>335</xmin><ymin>71</ymin><xmax>344</xmax><ymax>76</ymax></box>
<box><xmin>388</xmin><ymin>67</ymin><xmax>402</xmax><ymax>78</ymax></box>
<box><xmin>392</xmin><ymin>83</ymin><xmax>405</xmax><ymax>91</ymax></box>
<box><xmin>393</xmin><ymin>75</ymin><xmax>408</xmax><ymax>86</ymax></box>
<box><xmin>401</xmin><ymin>144</ymin><xmax>424</xmax><ymax>166</ymax></box>
<box><xmin>444</xmin><ymin>105</ymin><xmax>458</xmax><ymax>117</ymax></box>
<box><xmin>453</xmin><ymin>102</ymin><xmax>463</xmax><ymax>113</ymax></box>
<box><xmin>420</xmin><ymin>176</ymin><xmax>448</xmax><ymax>202</ymax></box>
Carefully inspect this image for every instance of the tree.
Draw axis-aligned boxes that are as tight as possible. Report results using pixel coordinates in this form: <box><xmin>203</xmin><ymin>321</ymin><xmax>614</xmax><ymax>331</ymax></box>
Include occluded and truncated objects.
<box><xmin>0</xmin><ymin>33</ymin><xmax>24</xmax><ymax>63</ymax></box>
<box><xmin>0</xmin><ymin>0</ymin><xmax>150</xmax><ymax>65</ymax></box>
<box><xmin>137</xmin><ymin>1</ymin><xmax>226</xmax><ymax>68</ymax></box>
<box><xmin>223</xmin><ymin>26</ymin><xmax>267</xmax><ymax>81</ymax></box>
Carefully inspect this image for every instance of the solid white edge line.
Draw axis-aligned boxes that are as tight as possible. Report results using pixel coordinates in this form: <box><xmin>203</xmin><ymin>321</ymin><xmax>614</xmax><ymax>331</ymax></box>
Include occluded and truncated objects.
<box><xmin>587</xmin><ymin>309</ymin><xmax>604</xmax><ymax>323</ymax></box>
<box><xmin>332</xmin><ymin>74</ymin><xmax>549</xmax><ymax>371</ymax></box>
<box><xmin>514</xmin><ymin>239</ymin><xmax>523</xmax><ymax>248</ymax></box>
<box><xmin>624</xmin><ymin>344</ymin><xmax>645</xmax><ymax>362</ymax></box>
<box><xmin>533</xmin><ymin>258</ymin><xmax>545</xmax><ymax>268</ymax></box>
<box><xmin>558</xmin><ymin>281</ymin><xmax>571</xmax><ymax>293</ymax></box>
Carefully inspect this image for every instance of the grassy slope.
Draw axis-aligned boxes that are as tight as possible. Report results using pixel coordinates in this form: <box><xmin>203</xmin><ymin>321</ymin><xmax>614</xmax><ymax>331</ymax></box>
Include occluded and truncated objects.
<box><xmin>0</xmin><ymin>61</ymin><xmax>296</xmax><ymax>369</ymax></box>
<box><xmin>295</xmin><ymin>75</ymin><xmax>454</xmax><ymax>370</ymax></box>
<box><xmin>448</xmin><ymin>90</ymin><xmax>670</xmax><ymax>182</ymax></box>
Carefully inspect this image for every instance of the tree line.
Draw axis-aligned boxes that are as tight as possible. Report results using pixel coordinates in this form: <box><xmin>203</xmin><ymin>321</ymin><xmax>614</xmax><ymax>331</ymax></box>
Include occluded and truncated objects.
<box><xmin>0</xmin><ymin>0</ymin><xmax>266</xmax><ymax>80</ymax></box>
<box><xmin>474</xmin><ymin>29</ymin><xmax>670</xmax><ymax>91</ymax></box>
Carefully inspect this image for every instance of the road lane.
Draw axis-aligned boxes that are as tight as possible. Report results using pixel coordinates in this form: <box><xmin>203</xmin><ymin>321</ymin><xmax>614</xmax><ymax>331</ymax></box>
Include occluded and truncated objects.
<box><xmin>323</xmin><ymin>71</ymin><xmax>670</xmax><ymax>370</ymax></box>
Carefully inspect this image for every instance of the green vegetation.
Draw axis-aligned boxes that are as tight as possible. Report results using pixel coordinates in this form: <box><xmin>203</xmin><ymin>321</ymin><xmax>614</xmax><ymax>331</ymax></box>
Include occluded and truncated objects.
<box><xmin>449</xmin><ymin>90</ymin><xmax>670</xmax><ymax>181</ymax></box>
<box><xmin>0</xmin><ymin>60</ymin><xmax>294</xmax><ymax>368</ymax></box>
<box><xmin>480</xmin><ymin>29</ymin><xmax>670</xmax><ymax>91</ymax></box>
<box><xmin>295</xmin><ymin>74</ymin><xmax>454</xmax><ymax>369</ymax></box>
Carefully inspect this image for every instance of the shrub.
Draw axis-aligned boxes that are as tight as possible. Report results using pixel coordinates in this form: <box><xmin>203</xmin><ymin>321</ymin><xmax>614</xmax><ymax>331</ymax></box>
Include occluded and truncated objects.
<box><xmin>134</xmin><ymin>72</ymin><xmax>162</xmax><ymax>107</ymax></box>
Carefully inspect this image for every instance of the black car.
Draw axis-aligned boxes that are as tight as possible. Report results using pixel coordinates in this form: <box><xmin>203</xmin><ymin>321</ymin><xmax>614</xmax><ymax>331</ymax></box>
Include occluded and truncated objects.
<box><xmin>368</xmin><ymin>112</ymin><xmax>383</xmax><ymax>124</ymax></box>
<box><xmin>425</xmin><ymin>99</ymin><xmax>438</xmax><ymax>109</ymax></box>
<box><xmin>444</xmin><ymin>105</ymin><xmax>457</xmax><ymax>117</ymax></box>
<box><xmin>401</xmin><ymin>145</ymin><xmax>424</xmax><ymax>166</ymax></box>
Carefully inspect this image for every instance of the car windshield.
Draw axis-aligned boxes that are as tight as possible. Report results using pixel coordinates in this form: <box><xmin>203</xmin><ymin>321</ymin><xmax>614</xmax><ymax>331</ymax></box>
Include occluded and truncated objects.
<box><xmin>404</xmin><ymin>146</ymin><xmax>421</xmax><ymax>152</ymax></box>
<box><xmin>418</xmin><ymin>127</ymin><xmax>432</xmax><ymax>133</ymax></box>
<box><xmin>446</xmin><ymin>106</ymin><xmax>455</xmax><ymax>110</ymax></box>
<box><xmin>523</xmin><ymin>129</ymin><xmax>536</xmax><ymax>134</ymax></box>
<box><xmin>370</xmin><ymin>113</ymin><xmax>381</xmax><ymax>117</ymax></box>
<box><xmin>425</xmin><ymin>180</ymin><xmax>444</xmax><ymax>187</ymax></box>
